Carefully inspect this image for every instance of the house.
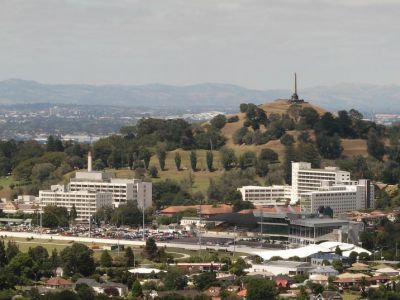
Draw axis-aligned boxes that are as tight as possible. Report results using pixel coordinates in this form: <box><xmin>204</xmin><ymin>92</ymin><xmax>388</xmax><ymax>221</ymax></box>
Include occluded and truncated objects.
<box><xmin>262</xmin><ymin>261</ymin><xmax>314</xmax><ymax>276</ymax></box>
<box><xmin>237</xmin><ymin>289</ymin><xmax>247</xmax><ymax>299</ymax></box>
<box><xmin>310</xmin><ymin>253</ymin><xmax>351</xmax><ymax>267</ymax></box>
<box><xmin>74</xmin><ymin>278</ymin><xmax>128</xmax><ymax>296</ymax></box>
<box><xmin>207</xmin><ymin>286</ymin><xmax>221</xmax><ymax>297</ymax></box>
<box><xmin>173</xmin><ymin>262</ymin><xmax>225</xmax><ymax>271</ymax></box>
<box><xmin>309</xmin><ymin>266</ymin><xmax>339</xmax><ymax>277</ymax></box>
<box><xmin>275</xmin><ymin>278</ymin><xmax>290</xmax><ymax>288</ymax></box>
<box><xmin>226</xmin><ymin>285</ymin><xmax>241</xmax><ymax>293</ymax></box>
<box><xmin>310</xmin><ymin>291</ymin><xmax>343</xmax><ymax>300</ymax></box>
<box><xmin>45</xmin><ymin>277</ymin><xmax>73</xmax><ymax>289</ymax></box>
<box><xmin>375</xmin><ymin>267</ymin><xmax>400</xmax><ymax>277</ymax></box>
<box><xmin>309</xmin><ymin>274</ymin><xmax>329</xmax><ymax>286</ymax></box>
<box><xmin>216</xmin><ymin>272</ymin><xmax>236</xmax><ymax>282</ymax></box>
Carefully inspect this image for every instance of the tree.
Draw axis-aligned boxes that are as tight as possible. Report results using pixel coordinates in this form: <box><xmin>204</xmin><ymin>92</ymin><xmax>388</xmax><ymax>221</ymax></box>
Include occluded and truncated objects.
<box><xmin>0</xmin><ymin>241</ymin><xmax>6</xmax><ymax>267</ymax></box>
<box><xmin>149</xmin><ymin>166</ymin><xmax>158</xmax><ymax>178</ymax></box>
<box><xmin>239</xmin><ymin>151</ymin><xmax>257</xmax><ymax>170</ymax></box>
<box><xmin>42</xmin><ymin>205</ymin><xmax>69</xmax><ymax>228</ymax></box>
<box><xmin>6</xmin><ymin>241</ymin><xmax>19</xmax><ymax>263</ymax></box>
<box><xmin>157</xmin><ymin>144</ymin><xmax>167</xmax><ymax>171</ymax></box>
<box><xmin>259</xmin><ymin>148</ymin><xmax>278</xmax><ymax>163</ymax></box>
<box><xmin>163</xmin><ymin>267</ymin><xmax>188</xmax><ymax>290</ymax></box>
<box><xmin>193</xmin><ymin>272</ymin><xmax>217</xmax><ymax>290</ymax></box>
<box><xmin>246</xmin><ymin>278</ymin><xmax>278</xmax><ymax>300</ymax></box>
<box><xmin>300</xmin><ymin>107</ymin><xmax>320</xmax><ymax>128</ymax></box>
<box><xmin>240</xmin><ymin>103</ymin><xmax>249</xmax><ymax>113</ymax></box>
<box><xmin>190</xmin><ymin>150</ymin><xmax>197</xmax><ymax>171</ymax></box>
<box><xmin>332</xmin><ymin>260</ymin><xmax>344</xmax><ymax>273</ymax></box>
<box><xmin>131</xmin><ymin>280</ymin><xmax>143</xmax><ymax>297</ymax></box>
<box><xmin>60</xmin><ymin>243</ymin><xmax>95</xmax><ymax>276</ymax></box>
<box><xmin>140</xmin><ymin>148</ymin><xmax>152</xmax><ymax>170</ymax></box>
<box><xmin>280</xmin><ymin>134</ymin><xmax>294</xmax><ymax>146</ymax></box>
<box><xmin>7</xmin><ymin>252</ymin><xmax>34</xmax><ymax>278</ymax></box>
<box><xmin>367</xmin><ymin>128</ymin><xmax>385</xmax><ymax>160</ymax></box>
<box><xmin>220</xmin><ymin>147</ymin><xmax>237</xmax><ymax>170</ymax></box>
<box><xmin>349</xmin><ymin>251</ymin><xmax>358</xmax><ymax>264</ymax></box>
<box><xmin>297</xmin><ymin>142</ymin><xmax>321</xmax><ymax>168</ymax></box>
<box><xmin>31</xmin><ymin>162</ymin><xmax>56</xmax><ymax>185</ymax></box>
<box><xmin>69</xmin><ymin>204</ymin><xmax>77</xmax><ymax>222</ymax></box>
<box><xmin>142</xmin><ymin>238</ymin><xmax>158</xmax><ymax>261</ymax></box>
<box><xmin>124</xmin><ymin>247</ymin><xmax>135</xmax><ymax>267</ymax></box>
<box><xmin>334</xmin><ymin>246</ymin><xmax>343</xmax><ymax>256</ymax></box>
<box><xmin>210</xmin><ymin>114</ymin><xmax>227</xmax><ymax>129</ymax></box>
<box><xmin>100</xmin><ymin>250</ymin><xmax>113</xmax><ymax>267</ymax></box>
<box><xmin>358</xmin><ymin>252</ymin><xmax>370</xmax><ymax>261</ymax></box>
<box><xmin>75</xmin><ymin>283</ymin><xmax>96</xmax><ymax>300</ymax></box>
<box><xmin>111</xmin><ymin>202</ymin><xmax>142</xmax><ymax>226</ymax></box>
<box><xmin>174</xmin><ymin>152</ymin><xmax>181</xmax><ymax>170</ymax></box>
<box><xmin>229</xmin><ymin>257</ymin><xmax>249</xmax><ymax>276</ymax></box>
<box><xmin>206</xmin><ymin>151</ymin><xmax>213</xmax><ymax>171</ymax></box>
<box><xmin>316</xmin><ymin>133</ymin><xmax>343</xmax><ymax>159</ymax></box>
<box><xmin>283</xmin><ymin>144</ymin><xmax>296</xmax><ymax>184</ymax></box>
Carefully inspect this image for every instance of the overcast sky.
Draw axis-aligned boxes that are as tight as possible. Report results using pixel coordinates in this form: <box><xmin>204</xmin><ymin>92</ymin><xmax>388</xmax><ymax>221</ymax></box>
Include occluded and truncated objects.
<box><xmin>0</xmin><ymin>0</ymin><xmax>399</xmax><ymax>89</ymax></box>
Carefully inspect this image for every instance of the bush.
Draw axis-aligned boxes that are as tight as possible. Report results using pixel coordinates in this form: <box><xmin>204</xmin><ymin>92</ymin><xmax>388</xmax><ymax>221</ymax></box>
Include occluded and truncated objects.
<box><xmin>228</xmin><ymin>115</ymin><xmax>239</xmax><ymax>123</ymax></box>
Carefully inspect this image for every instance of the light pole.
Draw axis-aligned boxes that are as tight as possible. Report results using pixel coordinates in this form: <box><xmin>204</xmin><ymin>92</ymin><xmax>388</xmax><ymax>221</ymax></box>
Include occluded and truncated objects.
<box><xmin>142</xmin><ymin>201</ymin><xmax>145</xmax><ymax>242</ymax></box>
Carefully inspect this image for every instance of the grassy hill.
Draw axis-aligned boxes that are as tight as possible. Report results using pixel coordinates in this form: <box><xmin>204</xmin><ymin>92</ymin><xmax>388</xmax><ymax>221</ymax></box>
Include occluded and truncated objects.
<box><xmin>220</xmin><ymin>99</ymin><xmax>369</xmax><ymax>158</ymax></box>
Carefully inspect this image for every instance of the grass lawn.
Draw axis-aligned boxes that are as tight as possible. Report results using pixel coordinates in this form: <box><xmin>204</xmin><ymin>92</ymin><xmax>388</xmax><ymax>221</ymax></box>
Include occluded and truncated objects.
<box><xmin>111</xmin><ymin>148</ymin><xmax>265</xmax><ymax>196</ymax></box>
<box><xmin>343</xmin><ymin>292</ymin><xmax>361</xmax><ymax>300</ymax></box>
<box><xmin>0</xmin><ymin>176</ymin><xmax>26</xmax><ymax>200</ymax></box>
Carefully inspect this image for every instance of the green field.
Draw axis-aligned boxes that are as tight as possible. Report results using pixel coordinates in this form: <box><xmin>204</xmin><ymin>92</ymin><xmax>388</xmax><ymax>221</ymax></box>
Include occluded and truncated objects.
<box><xmin>343</xmin><ymin>292</ymin><xmax>360</xmax><ymax>300</ymax></box>
<box><xmin>111</xmin><ymin>148</ymin><xmax>264</xmax><ymax>195</ymax></box>
<box><xmin>0</xmin><ymin>176</ymin><xmax>21</xmax><ymax>200</ymax></box>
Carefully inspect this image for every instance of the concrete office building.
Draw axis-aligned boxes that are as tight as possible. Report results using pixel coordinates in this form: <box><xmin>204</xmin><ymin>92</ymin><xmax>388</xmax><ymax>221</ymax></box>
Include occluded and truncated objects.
<box><xmin>300</xmin><ymin>180</ymin><xmax>374</xmax><ymax>215</ymax></box>
<box><xmin>237</xmin><ymin>185</ymin><xmax>291</xmax><ymax>206</ymax></box>
<box><xmin>39</xmin><ymin>185</ymin><xmax>112</xmax><ymax>221</ymax></box>
<box><xmin>291</xmin><ymin>162</ymin><xmax>351</xmax><ymax>203</ymax></box>
<box><xmin>69</xmin><ymin>152</ymin><xmax>152</xmax><ymax>209</ymax></box>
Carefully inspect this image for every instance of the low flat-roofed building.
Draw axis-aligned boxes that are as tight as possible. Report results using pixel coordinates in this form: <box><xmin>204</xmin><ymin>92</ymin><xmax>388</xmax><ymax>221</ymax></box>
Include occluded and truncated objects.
<box><xmin>309</xmin><ymin>265</ymin><xmax>339</xmax><ymax>277</ymax></box>
<box><xmin>262</xmin><ymin>260</ymin><xmax>313</xmax><ymax>276</ymax></box>
<box><xmin>237</xmin><ymin>185</ymin><xmax>291</xmax><ymax>206</ymax></box>
<box><xmin>288</xmin><ymin>217</ymin><xmax>363</xmax><ymax>246</ymax></box>
<box><xmin>310</xmin><ymin>253</ymin><xmax>351</xmax><ymax>267</ymax></box>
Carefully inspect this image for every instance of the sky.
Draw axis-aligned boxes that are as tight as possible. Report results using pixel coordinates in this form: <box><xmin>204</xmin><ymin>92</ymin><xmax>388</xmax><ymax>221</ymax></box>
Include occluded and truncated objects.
<box><xmin>0</xmin><ymin>0</ymin><xmax>399</xmax><ymax>89</ymax></box>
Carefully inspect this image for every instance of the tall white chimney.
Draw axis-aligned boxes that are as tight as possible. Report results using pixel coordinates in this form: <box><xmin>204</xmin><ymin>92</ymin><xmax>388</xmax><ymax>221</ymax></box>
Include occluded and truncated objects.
<box><xmin>88</xmin><ymin>151</ymin><xmax>93</xmax><ymax>172</ymax></box>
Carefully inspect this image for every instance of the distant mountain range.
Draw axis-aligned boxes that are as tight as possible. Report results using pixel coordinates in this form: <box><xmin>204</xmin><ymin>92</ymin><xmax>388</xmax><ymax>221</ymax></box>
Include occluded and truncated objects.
<box><xmin>0</xmin><ymin>79</ymin><xmax>399</xmax><ymax>114</ymax></box>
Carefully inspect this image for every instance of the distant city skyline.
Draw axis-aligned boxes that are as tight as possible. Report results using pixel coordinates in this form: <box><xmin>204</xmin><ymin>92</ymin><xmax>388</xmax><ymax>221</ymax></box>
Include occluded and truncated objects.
<box><xmin>1</xmin><ymin>0</ymin><xmax>399</xmax><ymax>89</ymax></box>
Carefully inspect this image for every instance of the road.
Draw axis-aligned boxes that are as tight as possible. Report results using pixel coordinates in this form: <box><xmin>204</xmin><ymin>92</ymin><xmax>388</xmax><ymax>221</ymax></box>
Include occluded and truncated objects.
<box><xmin>0</xmin><ymin>230</ymin><xmax>264</xmax><ymax>256</ymax></box>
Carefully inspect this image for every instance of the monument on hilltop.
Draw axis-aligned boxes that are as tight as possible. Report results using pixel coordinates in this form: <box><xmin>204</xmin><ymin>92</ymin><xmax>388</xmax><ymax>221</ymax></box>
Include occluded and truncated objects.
<box><xmin>288</xmin><ymin>73</ymin><xmax>307</xmax><ymax>104</ymax></box>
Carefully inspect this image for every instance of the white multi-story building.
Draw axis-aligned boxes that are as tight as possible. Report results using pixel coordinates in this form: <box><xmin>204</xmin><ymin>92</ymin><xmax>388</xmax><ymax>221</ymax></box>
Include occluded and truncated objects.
<box><xmin>300</xmin><ymin>180</ymin><xmax>374</xmax><ymax>215</ymax></box>
<box><xmin>237</xmin><ymin>185</ymin><xmax>291</xmax><ymax>206</ymax></box>
<box><xmin>68</xmin><ymin>152</ymin><xmax>152</xmax><ymax>209</ymax></box>
<box><xmin>291</xmin><ymin>162</ymin><xmax>351</xmax><ymax>203</ymax></box>
<box><xmin>39</xmin><ymin>185</ymin><xmax>112</xmax><ymax>221</ymax></box>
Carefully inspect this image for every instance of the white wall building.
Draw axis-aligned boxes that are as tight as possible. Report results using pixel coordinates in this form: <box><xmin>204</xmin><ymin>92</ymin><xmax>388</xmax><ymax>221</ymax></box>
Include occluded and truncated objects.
<box><xmin>237</xmin><ymin>185</ymin><xmax>291</xmax><ymax>206</ymax></box>
<box><xmin>68</xmin><ymin>152</ymin><xmax>152</xmax><ymax>209</ymax></box>
<box><xmin>300</xmin><ymin>180</ymin><xmax>374</xmax><ymax>215</ymax></box>
<box><xmin>291</xmin><ymin>162</ymin><xmax>351</xmax><ymax>203</ymax></box>
<box><xmin>39</xmin><ymin>185</ymin><xmax>112</xmax><ymax>221</ymax></box>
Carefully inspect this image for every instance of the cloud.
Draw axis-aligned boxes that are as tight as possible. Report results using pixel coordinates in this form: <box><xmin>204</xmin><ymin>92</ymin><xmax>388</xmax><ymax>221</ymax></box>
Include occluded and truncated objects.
<box><xmin>0</xmin><ymin>0</ymin><xmax>399</xmax><ymax>89</ymax></box>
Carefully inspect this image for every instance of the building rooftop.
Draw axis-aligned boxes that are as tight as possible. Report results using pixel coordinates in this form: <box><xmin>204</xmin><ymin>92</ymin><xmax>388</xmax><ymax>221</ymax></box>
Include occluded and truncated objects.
<box><xmin>161</xmin><ymin>204</ymin><xmax>233</xmax><ymax>215</ymax></box>
<box><xmin>264</xmin><ymin>260</ymin><xmax>311</xmax><ymax>268</ymax></box>
<box><xmin>290</xmin><ymin>218</ymin><xmax>349</xmax><ymax>227</ymax></box>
